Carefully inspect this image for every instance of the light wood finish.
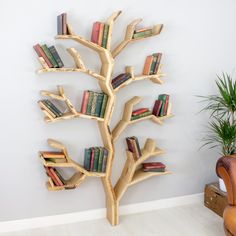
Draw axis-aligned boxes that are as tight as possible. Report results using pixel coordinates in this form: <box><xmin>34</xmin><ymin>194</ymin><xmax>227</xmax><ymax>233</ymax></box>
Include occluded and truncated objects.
<box><xmin>37</xmin><ymin>11</ymin><xmax>171</xmax><ymax>226</ymax></box>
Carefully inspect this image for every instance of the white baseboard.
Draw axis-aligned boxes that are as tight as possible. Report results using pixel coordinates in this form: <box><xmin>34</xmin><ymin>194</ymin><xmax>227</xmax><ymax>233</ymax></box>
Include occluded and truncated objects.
<box><xmin>0</xmin><ymin>193</ymin><xmax>203</xmax><ymax>233</ymax></box>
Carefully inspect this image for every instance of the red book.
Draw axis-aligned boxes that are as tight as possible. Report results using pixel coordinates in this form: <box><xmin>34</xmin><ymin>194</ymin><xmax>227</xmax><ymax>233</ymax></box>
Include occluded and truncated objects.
<box><xmin>112</xmin><ymin>73</ymin><xmax>127</xmax><ymax>84</ymax></box>
<box><xmin>91</xmin><ymin>22</ymin><xmax>101</xmax><ymax>44</ymax></box>
<box><xmin>98</xmin><ymin>23</ymin><xmax>104</xmax><ymax>46</ymax></box>
<box><xmin>90</xmin><ymin>148</ymin><xmax>95</xmax><ymax>171</ymax></box>
<box><xmin>142</xmin><ymin>162</ymin><xmax>166</xmax><ymax>169</ymax></box>
<box><xmin>44</xmin><ymin>167</ymin><xmax>63</xmax><ymax>186</ymax></box>
<box><xmin>154</xmin><ymin>53</ymin><xmax>162</xmax><ymax>73</ymax></box>
<box><xmin>33</xmin><ymin>44</ymin><xmax>53</xmax><ymax>68</ymax></box>
<box><xmin>132</xmin><ymin>108</ymin><xmax>149</xmax><ymax>116</ymax></box>
<box><xmin>152</xmin><ymin>100</ymin><xmax>163</xmax><ymax>116</ymax></box>
<box><xmin>41</xmin><ymin>151</ymin><xmax>65</xmax><ymax>159</ymax></box>
<box><xmin>49</xmin><ymin>167</ymin><xmax>64</xmax><ymax>186</ymax></box>
<box><xmin>81</xmin><ymin>91</ymin><xmax>90</xmax><ymax>114</ymax></box>
<box><xmin>143</xmin><ymin>56</ymin><xmax>153</xmax><ymax>75</ymax></box>
<box><xmin>163</xmin><ymin>95</ymin><xmax>170</xmax><ymax>116</ymax></box>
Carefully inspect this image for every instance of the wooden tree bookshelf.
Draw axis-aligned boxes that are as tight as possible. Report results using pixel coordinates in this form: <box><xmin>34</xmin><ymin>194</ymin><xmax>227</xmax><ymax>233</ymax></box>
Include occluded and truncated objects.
<box><xmin>36</xmin><ymin>11</ymin><xmax>173</xmax><ymax>226</ymax></box>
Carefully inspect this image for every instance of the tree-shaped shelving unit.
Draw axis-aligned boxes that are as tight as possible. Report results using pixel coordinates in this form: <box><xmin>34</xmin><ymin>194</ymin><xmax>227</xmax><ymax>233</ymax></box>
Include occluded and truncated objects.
<box><xmin>36</xmin><ymin>11</ymin><xmax>173</xmax><ymax>226</ymax></box>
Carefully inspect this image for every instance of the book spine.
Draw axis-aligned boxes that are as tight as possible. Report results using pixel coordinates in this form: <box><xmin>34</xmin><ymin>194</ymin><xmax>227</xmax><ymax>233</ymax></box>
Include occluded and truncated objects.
<box><xmin>143</xmin><ymin>168</ymin><xmax>166</xmax><ymax>172</ymax></box>
<box><xmin>102</xmin><ymin>24</ymin><xmax>109</xmax><ymax>48</ymax></box>
<box><xmin>90</xmin><ymin>148</ymin><xmax>95</xmax><ymax>171</ymax></box>
<box><xmin>93</xmin><ymin>147</ymin><xmax>100</xmax><ymax>172</ymax></box>
<box><xmin>158</xmin><ymin>94</ymin><xmax>167</xmax><ymax>116</ymax></box>
<box><xmin>95</xmin><ymin>93</ymin><xmax>104</xmax><ymax>117</ymax></box>
<box><xmin>150</xmin><ymin>55</ymin><xmax>157</xmax><ymax>75</ymax></box>
<box><xmin>126</xmin><ymin>138</ymin><xmax>134</xmax><ymax>152</ymax></box>
<box><xmin>40</xmin><ymin>100</ymin><xmax>59</xmax><ymax>117</ymax></box>
<box><xmin>57</xmin><ymin>14</ymin><xmax>63</xmax><ymax>35</ymax></box>
<box><xmin>43</xmin><ymin>100</ymin><xmax>63</xmax><ymax>117</ymax></box>
<box><xmin>163</xmin><ymin>95</ymin><xmax>170</xmax><ymax>116</ymax></box>
<box><xmin>84</xmin><ymin>148</ymin><xmax>91</xmax><ymax>171</ymax></box>
<box><xmin>54</xmin><ymin>169</ymin><xmax>66</xmax><ymax>185</ymax></box>
<box><xmin>111</xmin><ymin>73</ymin><xmax>127</xmax><ymax>84</ymax></box>
<box><xmin>132</xmin><ymin>108</ymin><xmax>149</xmax><ymax>116</ymax></box>
<box><xmin>132</xmin><ymin>29</ymin><xmax>153</xmax><ymax>39</ymax></box>
<box><xmin>97</xmin><ymin>147</ymin><xmax>104</xmax><ymax>172</ymax></box>
<box><xmin>112</xmin><ymin>74</ymin><xmax>131</xmax><ymax>89</ymax></box>
<box><xmin>153</xmin><ymin>53</ymin><xmax>162</xmax><ymax>74</ymax></box>
<box><xmin>86</xmin><ymin>91</ymin><xmax>94</xmax><ymax>115</ymax></box>
<box><xmin>33</xmin><ymin>44</ymin><xmax>53</xmax><ymax>68</ymax></box>
<box><xmin>152</xmin><ymin>100</ymin><xmax>163</xmax><ymax>116</ymax></box>
<box><xmin>41</xmin><ymin>44</ymin><xmax>59</xmax><ymax>68</ymax></box>
<box><xmin>48</xmin><ymin>46</ymin><xmax>64</xmax><ymax>68</ymax></box>
<box><xmin>131</xmin><ymin>111</ymin><xmax>152</xmax><ymax>120</ymax></box>
<box><xmin>48</xmin><ymin>167</ymin><xmax>64</xmax><ymax>186</ymax></box>
<box><xmin>132</xmin><ymin>136</ymin><xmax>142</xmax><ymax>158</ymax></box>
<box><xmin>143</xmin><ymin>56</ymin><xmax>153</xmax><ymax>75</ymax></box>
<box><xmin>91</xmin><ymin>22</ymin><xmax>100</xmax><ymax>44</ymax></box>
<box><xmin>130</xmin><ymin>138</ymin><xmax>138</xmax><ymax>160</ymax></box>
<box><xmin>98</xmin><ymin>23</ymin><xmax>104</xmax><ymax>46</ymax></box>
<box><xmin>81</xmin><ymin>90</ymin><xmax>90</xmax><ymax>114</ymax></box>
<box><xmin>134</xmin><ymin>27</ymin><xmax>151</xmax><ymax>33</ymax></box>
<box><xmin>44</xmin><ymin>167</ymin><xmax>59</xmax><ymax>186</ymax></box>
<box><xmin>90</xmin><ymin>92</ymin><xmax>99</xmax><ymax>116</ymax></box>
<box><xmin>41</xmin><ymin>151</ymin><xmax>65</xmax><ymax>158</ymax></box>
<box><xmin>102</xmin><ymin>149</ymin><xmax>108</xmax><ymax>173</ymax></box>
<box><xmin>62</xmin><ymin>13</ymin><xmax>67</xmax><ymax>35</ymax></box>
<box><xmin>38</xmin><ymin>101</ymin><xmax>57</xmax><ymax>118</ymax></box>
<box><xmin>99</xmin><ymin>94</ymin><xmax>108</xmax><ymax>118</ymax></box>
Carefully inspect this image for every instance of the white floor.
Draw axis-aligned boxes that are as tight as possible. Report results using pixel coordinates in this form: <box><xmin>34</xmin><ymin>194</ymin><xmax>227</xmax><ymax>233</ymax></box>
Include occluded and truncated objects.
<box><xmin>0</xmin><ymin>203</ymin><xmax>224</xmax><ymax>236</ymax></box>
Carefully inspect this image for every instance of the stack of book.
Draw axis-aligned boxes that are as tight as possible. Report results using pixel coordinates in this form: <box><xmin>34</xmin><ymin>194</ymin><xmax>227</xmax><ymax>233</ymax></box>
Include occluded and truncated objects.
<box><xmin>111</xmin><ymin>73</ymin><xmax>132</xmax><ymax>89</ymax></box>
<box><xmin>40</xmin><ymin>151</ymin><xmax>67</xmax><ymax>163</ymax></box>
<box><xmin>143</xmin><ymin>53</ymin><xmax>162</xmax><ymax>75</ymax></box>
<box><xmin>152</xmin><ymin>94</ymin><xmax>170</xmax><ymax>117</ymax></box>
<box><xmin>81</xmin><ymin>91</ymin><xmax>108</xmax><ymax>118</ymax></box>
<box><xmin>131</xmin><ymin>108</ymin><xmax>152</xmax><ymax>121</ymax></box>
<box><xmin>142</xmin><ymin>162</ymin><xmax>166</xmax><ymax>172</ymax></box>
<box><xmin>57</xmin><ymin>13</ymin><xmax>68</xmax><ymax>35</ymax></box>
<box><xmin>83</xmin><ymin>147</ymin><xmax>108</xmax><ymax>173</ymax></box>
<box><xmin>34</xmin><ymin>44</ymin><xmax>64</xmax><ymax>68</ymax></box>
<box><xmin>126</xmin><ymin>136</ymin><xmax>142</xmax><ymax>160</ymax></box>
<box><xmin>38</xmin><ymin>99</ymin><xmax>64</xmax><ymax>119</ymax></box>
<box><xmin>132</xmin><ymin>27</ymin><xmax>153</xmax><ymax>39</ymax></box>
<box><xmin>44</xmin><ymin>166</ymin><xmax>66</xmax><ymax>187</ymax></box>
<box><xmin>91</xmin><ymin>22</ymin><xmax>110</xmax><ymax>48</ymax></box>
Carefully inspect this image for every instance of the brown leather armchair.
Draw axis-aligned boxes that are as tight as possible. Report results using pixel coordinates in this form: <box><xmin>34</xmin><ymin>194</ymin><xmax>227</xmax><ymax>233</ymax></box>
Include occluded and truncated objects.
<box><xmin>216</xmin><ymin>156</ymin><xmax>236</xmax><ymax>236</ymax></box>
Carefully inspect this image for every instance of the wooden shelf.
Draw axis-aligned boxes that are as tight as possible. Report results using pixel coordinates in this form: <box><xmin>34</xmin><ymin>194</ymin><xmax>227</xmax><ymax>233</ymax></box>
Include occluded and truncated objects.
<box><xmin>36</xmin><ymin>11</ymin><xmax>171</xmax><ymax>226</ymax></box>
<box><xmin>129</xmin><ymin>169</ymin><xmax>171</xmax><ymax>186</ymax></box>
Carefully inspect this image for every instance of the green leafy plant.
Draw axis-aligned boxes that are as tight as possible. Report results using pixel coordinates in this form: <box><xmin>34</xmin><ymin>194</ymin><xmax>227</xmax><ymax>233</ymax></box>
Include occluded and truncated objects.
<box><xmin>200</xmin><ymin>73</ymin><xmax>236</xmax><ymax>156</ymax></box>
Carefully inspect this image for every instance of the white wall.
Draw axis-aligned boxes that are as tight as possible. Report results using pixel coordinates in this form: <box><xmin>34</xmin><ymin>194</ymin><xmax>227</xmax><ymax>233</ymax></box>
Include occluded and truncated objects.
<box><xmin>0</xmin><ymin>0</ymin><xmax>235</xmax><ymax>221</ymax></box>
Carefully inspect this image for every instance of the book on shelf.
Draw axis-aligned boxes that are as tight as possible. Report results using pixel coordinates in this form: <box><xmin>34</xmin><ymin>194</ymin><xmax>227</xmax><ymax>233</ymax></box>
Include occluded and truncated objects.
<box><xmin>132</xmin><ymin>28</ymin><xmax>153</xmax><ymax>39</ymax></box>
<box><xmin>142</xmin><ymin>162</ymin><xmax>166</xmax><ymax>172</ymax></box>
<box><xmin>91</xmin><ymin>21</ymin><xmax>110</xmax><ymax>48</ymax></box>
<box><xmin>57</xmin><ymin>12</ymin><xmax>68</xmax><ymax>35</ymax></box>
<box><xmin>131</xmin><ymin>110</ymin><xmax>152</xmax><ymax>121</ymax></box>
<box><xmin>126</xmin><ymin>136</ymin><xmax>142</xmax><ymax>160</ymax></box>
<box><xmin>83</xmin><ymin>147</ymin><xmax>109</xmax><ymax>173</ymax></box>
<box><xmin>34</xmin><ymin>43</ymin><xmax>64</xmax><ymax>68</ymax></box>
<box><xmin>111</xmin><ymin>73</ymin><xmax>132</xmax><ymax>89</ymax></box>
<box><xmin>152</xmin><ymin>94</ymin><xmax>170</xmax><ymax>117</ymax></box>
<box><xmin>152</xmin><ymin>100</ymin><xmax>163</xmax><ymax>116</ymax></box>
<box><xmin>38</xmin><ymin>99</ymin><xmax>64</xmax><ymax>118</ymax></box>
<box><xmin>40</xmin><ymin>151</ymin><xmax>66</xmax><ymax>159</ymax></box>
<box><xmin>143</xmin><ymin>53</ymin><xmax>162</xmax><ymax>75</ymax></box>
<box><xmin>132</xmin><ymin>108</ymin><xmax>149</xmax><ymax>116</ymax></box>
<box><xmin>81</xmin><ymin>91</ymin><xmax>108</xmax><ymax>118</ymax></box>
<box><xmin>45</xmin><ymin>166</ymin><xmax>64</xmax><ymax>186</ymax></box>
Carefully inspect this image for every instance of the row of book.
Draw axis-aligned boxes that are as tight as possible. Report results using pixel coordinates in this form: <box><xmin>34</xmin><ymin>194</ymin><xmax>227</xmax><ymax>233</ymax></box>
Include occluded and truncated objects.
<box><xmin>91</xmin><ymin>22</ymin><xmax>110</xmax><ymax>49</ymax></box>
<box><xmin>34</xmin><ymin>44</ymin><xmax>64</xmax><ymax>68</ymax></box>
<box><xmin>40</xmin><ymin>151</ymin><xmax>67</xmax><ymax>163</ymax></box>
<box><xmin>142</xmin><ymin>162</ymin><xmax>166</xmax><ymax>172</ymax></box>
<box><xmin>57</xmin><ymin>12</ymin><xmax>68</xmax><ymax>35</ymax></box>
<box><xmin>132</xmin><ymin>27</ymin><xmax>153</xmax><ymax>39</ymax></box>
<box><xmin>38</xmin><ymin>99</ymin><xmax>64</xmax><ymax>119</ymax></box>
<box><xmin>130</xmin><ymin>94</ymin><xmax>171</xmax><ymax>121</ymax></box>
<box><xmin>112</xmin><ymin>73</ymin><xmax>132</xmax><ymax>89</ymax></box>
<box><xmin>84</xmin><ymin>147</ymin><xmax>108</xmax><ymax>173</ymax></box>
<box><xmin>126</xmin><ymin>136</ymin><xmax>142</xmax><ymax>160</ymax></box>
<box><xmin>45</xmin><ymin>166</ymin><xmax>67</xmax><ymax>187</ymax></box>
<box><xmin>81</xmin><ymin>91</ymin><xmax>108</xmax><ymax>118</ymax></box>
<box><xmin>143</xmin><ymin>53</ymin><xmax>162</xmax><ymax>75</ymax></box>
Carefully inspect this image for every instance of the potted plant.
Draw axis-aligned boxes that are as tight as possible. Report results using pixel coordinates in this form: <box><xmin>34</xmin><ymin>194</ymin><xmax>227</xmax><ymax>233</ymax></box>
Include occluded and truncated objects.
<box><xmin>200</xmin><ymin>73</ymin><xmax>236</xmax><ymax>191</ymax></box>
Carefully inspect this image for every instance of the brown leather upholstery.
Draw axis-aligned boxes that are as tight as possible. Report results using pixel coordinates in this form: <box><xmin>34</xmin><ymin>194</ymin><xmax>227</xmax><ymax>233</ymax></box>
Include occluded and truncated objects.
<box><xmin>216</xmin><ymin>156</ymin><xmax>236</xmax><ymax>236</ymax></box>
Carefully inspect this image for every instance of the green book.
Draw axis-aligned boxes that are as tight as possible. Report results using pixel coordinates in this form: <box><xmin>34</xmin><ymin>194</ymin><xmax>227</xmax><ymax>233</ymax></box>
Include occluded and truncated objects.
<box><xmin>99</xmin><ymin>94</ymin><xmax>108</xmax><ymax>118</ymax></box>
<box><xmin>86</xmin><ymin>91</ymin><xmax>94</xmax><ymax>115</ymax></box>
<box><xmin>131</xmin><ymin>111</ymin><xmax>152</xmax><ymax>120</ymax></box>
<box><xmin>102</xmin><ymin>24</ymin><xmax>109</xmax><ymax>48</ymax></box>
<box><xmin>41</xmin><ymin>44</ymin><xmax>59</xmax><ymax>68</ymax></box>
<box><xmin>158</xmin><ymin>94</ymin><xmax>167</xmax><ymax>116</ymax></box>
<box><xmin>54</xmin><ymin>169</ymin><xmax>66</xmax><ymax>185</ymax></box>
<box><xmin>41</xmin><ymin>100</ymin><xmax>63</xmax><ymax>117</ymax></box>
<box><xmin>143</xmin><ymin>168</ymin><xmax>166</xmax><ymax>172</ymax></box>
<box><xmin>150</xmin><ymin>55</ymin><xmax>157</xmax><ymax>75</ymax></box>
<box><xmin>48</xmin><ymin>46</ymin><xmax>64</xmax><ymax>68</ymax></box>
<box><xmin>90</xmin><ymin>92</ymin><xmax>99</xmax><ymax>116</ymax></box>
<box><xmin>97</xmin><ymin>147</ymin><xmax>104</xmax><ymax>172</ymax></box>
<box><xmin>102</xmin><ymin>149</ymin><xmax>108</xmax><ymax>173</ymax></box>
<box><xmin>93</xmin><ymin>147</ymin><xmax>100</xmax><ymax>172</ymax></box>
<box><xmin>84</xmin><ymin>148</ymin><xmax>91</xmax><ymax>171</ymax></box>
<box><xmin>132</xmin><ymin>29</ymin><xmax>152</xmax><ymax>39</ymax></box>
<box><xmin>95</xmin><ymin>93</ymin><xmax>104</xmax><ymax>117</ymax></box>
